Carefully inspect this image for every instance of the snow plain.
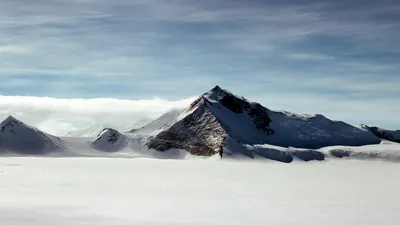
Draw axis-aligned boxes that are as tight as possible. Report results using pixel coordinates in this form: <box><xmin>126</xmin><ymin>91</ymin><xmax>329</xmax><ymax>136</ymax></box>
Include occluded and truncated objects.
<box><xmin>1</xmin><ymin>157</ymin><xmax>399</xmax><ymax>225</ymax></box>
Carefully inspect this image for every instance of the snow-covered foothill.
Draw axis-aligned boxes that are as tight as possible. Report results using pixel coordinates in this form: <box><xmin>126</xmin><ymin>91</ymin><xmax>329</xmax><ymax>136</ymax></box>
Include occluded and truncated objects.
<box><xmin>0</xmin><ymin>116</ymin><xmax>64</xmax><ymax>154</ymax></box>
<box><xmin>91</xmin><ymin>128</ymin><xmax>129</xmax><ymax>152</ymax></box>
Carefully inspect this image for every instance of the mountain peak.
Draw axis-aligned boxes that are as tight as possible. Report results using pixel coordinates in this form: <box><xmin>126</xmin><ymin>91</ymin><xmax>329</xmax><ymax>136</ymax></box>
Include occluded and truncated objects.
<box><xmin>92</xmin><ymin>128</ymin><xmax>128</xmax><ymax>152</ymax></box>
<box><xmin>204</xmin><ymin>85</ymin><xmax>232</xmax><ymax>101</ymax></box>
<box><xmin>209</xmin><ymin>85</ymin><xmax>231</xmax><ymax>95</ymax></box>
<box><xmin>2</xmin><ymin>116</ymin><xmax>31</xmax><ymax>135</ymax></box>
<box><xmin>2</xmin><ymin>115</ymin><xmax>23</xmax><ymax>125</ymax></box>
<box><xmin>1</xmin><ymin>116</ymin><xmax>25</xmax><ymax>133</ymax></box>
<box><xmin>211</xmin><ymin>85</ymin><xmax>222</xmax><ymax>92</ymax></box>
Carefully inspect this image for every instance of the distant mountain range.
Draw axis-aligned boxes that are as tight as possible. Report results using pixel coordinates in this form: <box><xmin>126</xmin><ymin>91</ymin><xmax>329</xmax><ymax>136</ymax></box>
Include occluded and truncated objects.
<box><xmin>1</xmin><ymin>86</ymin><xmax>399</xmax><ymax>162</ymax></box>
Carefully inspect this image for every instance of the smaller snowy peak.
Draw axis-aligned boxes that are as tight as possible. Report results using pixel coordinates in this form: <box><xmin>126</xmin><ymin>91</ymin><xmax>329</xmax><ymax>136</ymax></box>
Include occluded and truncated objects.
<box><xmin>0</xmin><ymin>116</ymin><xmax>39</xmax><ymax>136</ymax></box>
<box><xmin>92</xmin><ymin>128</ymin><xmax>128</xmax><ymax>152</ymax></box>
<box><xmin>361</xmin><ymin>125</ymin><xmax>400</xmax><ymax>143</ymax></box>
<box><xmin>0</xmin><ymin>116</ymin><xmax>63</xmax><ymax>154</ymax></box>
<box><xmin>1</xmin><ymin>116</ymin><xmax>24</xmax><ymax>130</ymax></box>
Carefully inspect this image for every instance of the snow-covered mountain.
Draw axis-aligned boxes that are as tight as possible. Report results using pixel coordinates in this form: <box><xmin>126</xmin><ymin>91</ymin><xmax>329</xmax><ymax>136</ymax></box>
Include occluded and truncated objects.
<box><xmin>0</xmin><ymin>116</ymin><xmax>64</xmax><ymax>154</ymax></box>
<box><xmin>147</xmin><ymin>86</ymin><xmax>381</xmax><ymax>159</ymax></box>
<box><xmin>361</xmin><ymin>125</ymin><xmax>400</xmax><ymax>143</ymax></box>
<box><xmin>91</xmin><ymin>128</ymin><xmax>129</xmax><ymax>152</ymax></box>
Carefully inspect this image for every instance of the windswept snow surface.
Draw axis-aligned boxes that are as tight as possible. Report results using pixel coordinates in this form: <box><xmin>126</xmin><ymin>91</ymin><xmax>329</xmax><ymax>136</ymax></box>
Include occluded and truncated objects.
<box><xmin>1</xmin><ymin>158</ymin><xmax>400</xmax><ymax>225</ymax></box>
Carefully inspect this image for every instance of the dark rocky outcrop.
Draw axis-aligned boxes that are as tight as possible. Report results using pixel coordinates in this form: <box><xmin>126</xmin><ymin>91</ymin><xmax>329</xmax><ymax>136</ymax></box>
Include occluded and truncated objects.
<box><xmin>95</xmin><ymin>128</ymin><xmax>120</xmax><ymax>144</ymax></box>
<box><xmin>290</xmin><ymin>150</ymin><xmax>325</xmax><ymax>161</ymax></box>
<box><xmin>148</xmin><ymin>101</ymin><xmax>226</xmax><ymax>156</ymax></box>
<box><xmin>362</xmin><ymin>125</ymin><xmax>400</xmax><ymax>143</ymax></box>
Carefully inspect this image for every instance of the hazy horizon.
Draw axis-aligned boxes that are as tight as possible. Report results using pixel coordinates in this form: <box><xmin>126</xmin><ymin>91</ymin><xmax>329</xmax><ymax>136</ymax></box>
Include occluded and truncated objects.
<box><xmin>0</xmin><ymin>85</ymin><xmax>398</xmax><ymax>135</ymax></box>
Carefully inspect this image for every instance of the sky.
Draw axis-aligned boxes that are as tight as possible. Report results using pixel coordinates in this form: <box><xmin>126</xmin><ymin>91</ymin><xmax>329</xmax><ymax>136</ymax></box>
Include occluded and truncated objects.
<box><xmin>0</xmin><ymin>0</ymin><xmax>399</xmax><ymax>134</ymax></box>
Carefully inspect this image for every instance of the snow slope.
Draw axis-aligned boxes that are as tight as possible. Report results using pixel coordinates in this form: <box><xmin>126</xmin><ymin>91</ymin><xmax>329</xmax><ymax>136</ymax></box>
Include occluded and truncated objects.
<box><xmin>66</xmin><ymin>119</ymin><xmax>152</xmax><ymax>137</ymax></box>
<box><xmin>129</xmin><ymin>109</ymin><xmax>182</xmax><ymax>136</ymax></box>
<box><xmin>0</xmin><ymin>116</ymin><xmax>64</xmax><ymax>154</ymax></box>
<box><xmin>1</xmin><ymin>158</ymin><xmax>400</xmax><ymax>225</ymax></box>
<box><xmin>147</xmin><ymin>86</ymin><xmax>381</xmax><ymax>159</ymax></box>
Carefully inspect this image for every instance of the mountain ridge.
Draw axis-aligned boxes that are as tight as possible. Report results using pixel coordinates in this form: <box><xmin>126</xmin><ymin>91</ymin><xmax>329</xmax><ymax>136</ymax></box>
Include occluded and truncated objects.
<box><xmin>146</xmin><ymin>85</ymin><xmax>381</xmax><ymax>158</ymax></box>
<box><xmin>0</xmin><ymin>86</ymin><xmax>394</xmax><ymax>163</ymax></box>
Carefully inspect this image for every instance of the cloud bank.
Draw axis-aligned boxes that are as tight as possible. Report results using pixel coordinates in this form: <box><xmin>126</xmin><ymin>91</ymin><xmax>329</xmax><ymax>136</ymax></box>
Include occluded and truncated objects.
<box><xmin>0</xmin><ymin>95</ymin><xmax>196</xmax><ymax>135</ymax></box>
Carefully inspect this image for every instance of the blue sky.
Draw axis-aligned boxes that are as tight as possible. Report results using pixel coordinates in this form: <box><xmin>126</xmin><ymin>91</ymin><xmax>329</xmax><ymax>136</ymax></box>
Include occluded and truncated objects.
<box><xmin>0</xmin><ymin>0</ymin><xmax>399</xmax><ymax>131</ymax></box>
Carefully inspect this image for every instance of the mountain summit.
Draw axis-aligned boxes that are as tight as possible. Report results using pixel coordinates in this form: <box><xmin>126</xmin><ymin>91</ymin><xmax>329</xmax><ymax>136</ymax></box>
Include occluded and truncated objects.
<box><xmin>147</xmin><ymin>86</ymin><xmax>381</xmax><ymax>157</ymax></box>
<box><xmin>91</xmin><ymin>128</ymin><xmax>128</xmax><ymax>152</ymax></box>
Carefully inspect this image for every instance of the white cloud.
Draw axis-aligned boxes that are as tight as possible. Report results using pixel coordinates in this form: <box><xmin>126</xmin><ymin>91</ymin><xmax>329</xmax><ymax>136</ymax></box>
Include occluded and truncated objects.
<box><xmin>0</xmin><ymin>95</ymin><xmax>197</xmax><ymax>135</ymax></box>
<box><xmin>286</xmin><ymin>53</ymin><xmax>335</xmax><ymax>61</ymax></box>
<box><xmin>0</xmin><ymin>46</ymin><xmax>30</xmax><ymax>54</ymax></box>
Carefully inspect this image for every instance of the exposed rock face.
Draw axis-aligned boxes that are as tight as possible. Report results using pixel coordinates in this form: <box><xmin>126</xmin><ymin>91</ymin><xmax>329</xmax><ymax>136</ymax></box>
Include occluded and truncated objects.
<box><xmin>92</xmin><ymin>128</ymin><xmax>128</xmax><ymax>152</ymax></box>
<box><xmin>148</xmin><ymin>101</ymin><xmax>226</xmax><ymax>156</ymax></box>
<box><xmin>102</xmin><ymin>129</ymin><xmax>120</xmax><ymax>144</ymax></box>
<box><xmin>0</xmin><ymin>116</ymin><xmax>63</xmax><ymax>154</ymax></box>
<box><xmin>361</xmin><ymin>125</ymin><xmax>400</xmax><ymax>143</ymax></box>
